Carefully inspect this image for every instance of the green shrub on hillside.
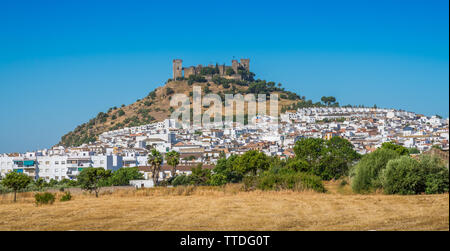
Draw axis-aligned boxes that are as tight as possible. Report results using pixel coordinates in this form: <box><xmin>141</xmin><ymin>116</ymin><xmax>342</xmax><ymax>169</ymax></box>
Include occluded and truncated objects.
<box><xmin>380</xmin><ymin>155</ymin><xmax>449</xmax><ymax>195</ymax></box>
<box><xmin>35</xmin><ymin>192</ymin><xmax>55</xmax><ymax>206</ymax></box>
<box><xmin>243</xmin><ymin>168</ymin><xmax>325</xmax><ymax>193</ymax></box>
<box><xmin>419</xmin><ymin>155</ymin><xmax>449</xmax><ymax>194</ymax></box>
<box><xmin>60</xmin><ymin>191</ymin><xmax>72</xmax><ymax>202</ymax></box>
<box><xmin>351</xmin><ymin>148</ymin><xmax>400</xmax><ymax>193</ymax></box>
<box><xmin>380</xmin><ymin>156</ymin><xmax>424</xmax><ymax>195</ymax></box>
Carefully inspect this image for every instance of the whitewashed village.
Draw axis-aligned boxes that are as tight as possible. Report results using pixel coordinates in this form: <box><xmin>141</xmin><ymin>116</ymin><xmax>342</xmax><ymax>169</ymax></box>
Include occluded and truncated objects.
<box><xmin>1</xmin><ymin>106</ymin><xmax>448</xmax><ymax>187</ymax></box>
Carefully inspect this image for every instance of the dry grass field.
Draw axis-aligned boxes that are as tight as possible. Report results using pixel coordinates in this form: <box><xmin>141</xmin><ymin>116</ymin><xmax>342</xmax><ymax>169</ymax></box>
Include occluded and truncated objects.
<box><xmin>0</xmin><ymin>182</ymin><xmax>448</xmax><ymax>231</ymax></box>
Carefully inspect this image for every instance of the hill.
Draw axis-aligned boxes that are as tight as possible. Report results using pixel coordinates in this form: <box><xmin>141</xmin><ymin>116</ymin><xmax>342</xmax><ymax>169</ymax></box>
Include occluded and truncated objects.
<box><xmin>59</xmin><ymin>76</ymin><xmax>310</xmax><ymax>147</ymax></box>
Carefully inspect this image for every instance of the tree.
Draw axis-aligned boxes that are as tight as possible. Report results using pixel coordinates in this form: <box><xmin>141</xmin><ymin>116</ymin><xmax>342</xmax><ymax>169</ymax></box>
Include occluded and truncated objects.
<box><xmin>212</xmin><ymin>154</ymin><xmax>242</xmax><ymax>184</ymax></box>
<box><xmin>148</xmin><ymin>148</ymin><xmax>163</xmax><ymax>186</ymax></box>
<box><xmin>1</xmin><ymin>172</ymin><xmax>33</xmax><ymax>202</ymax></box>
<box><xmin>293</xmin><ymin>138</ymin><xmax>327</xmax><ymax>167</ymax></box>
<box><xmin>226</xmin><ymin>68</ymin><xmax>235</xmax><ymax>76</ymax></box>
<box><xmin>293</xmin><ymin>137</ymin><xmax>360</xmax><ymax>180</ymax></box>
<box><xmin>321</xmin><ymin>96</ymin><xmax>336</xmax><ymax>106</ymax></box>
<box><xmin>108</xmin><ymin>167</ymin><xmax>143</xmax><ymax>186</ymax></box>
<box><xmin>166</xmin><ymin>151</ymin><xmax>180</xmax><ymax>178</ymax></box>
<box><xmin>408</xmin><ymin>148</ymin><xmax>420</xmax><ymax>154</ymax></box>
<box><xmin>351</xmin><ymin>148</ymin><xmax>400</xmax><ymax>193</ymax></box>
<box><xmin>189</xmin><ymin>164</ymin><xmax>212</xmax><ymax>185</ymax></box>
<box><xmin>234</xmin><ymin>150</ymin><xmax>271</xmax><ymax>176</ymax></box>
<box><xmin>380</xmin><ymin>156</ymin><xmax>424</xmax><ymax>195</ymax></box>
<box><xmin>381</xmin><ymin>142</ymin><xmax>409</xmax><ymax>156</ymax></box>
<box><xmin>34</xmin><ymin>177</ymin><xmax>47</xmax><ymax>190</ymax></box>
<box><xmin>419</xmin><ymin>155</ymin><xmax>449</xmax><ymax>194</ymax></box>
<box><xmin>77</xmin><ymin>167</ymin><xmax>112</xmax><ymax>197</ymax></box>
<box><xmin>284</xmin><ymin>158</ymin><xmax>310</xmax><ymax>173</ymax></box>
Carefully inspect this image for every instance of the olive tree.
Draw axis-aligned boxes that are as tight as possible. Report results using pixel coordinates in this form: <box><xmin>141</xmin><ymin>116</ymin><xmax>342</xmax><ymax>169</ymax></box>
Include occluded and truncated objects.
<box><xmin>1</xmin><ymin>172</ymin><xmax>33</xmax><ymax>202</ymax></box>
<box><xmin>77</xmin><ymin>167</ymin><xmax>112</xmax><ymax>197</ymax></box>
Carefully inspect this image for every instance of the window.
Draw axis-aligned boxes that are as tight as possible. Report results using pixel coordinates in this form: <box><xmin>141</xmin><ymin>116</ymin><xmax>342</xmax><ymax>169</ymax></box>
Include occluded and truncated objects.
<box><xmin>61</xmin><ymin>161</ymin><xmax>66</xmax><ymax>165</ymax></box>
<box><xmin>55</xmin><ymin>161</ymin><xmax>59</xmax><ymax>165</ymax></box>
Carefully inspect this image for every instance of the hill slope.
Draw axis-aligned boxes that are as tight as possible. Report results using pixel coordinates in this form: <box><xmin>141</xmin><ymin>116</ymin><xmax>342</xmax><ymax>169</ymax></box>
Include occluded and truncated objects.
<box><xmin>59</xmin><ymin>78</ymin><xmax>305</xmax><ymax>147</ymax></box>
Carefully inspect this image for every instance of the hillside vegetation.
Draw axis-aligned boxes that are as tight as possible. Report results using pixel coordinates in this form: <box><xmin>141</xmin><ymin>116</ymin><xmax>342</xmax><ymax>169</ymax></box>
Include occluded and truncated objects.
<box><xmin>59</xmin><ymin>77</ymin><xmax>308</xmax><ymax>147</ymax></box>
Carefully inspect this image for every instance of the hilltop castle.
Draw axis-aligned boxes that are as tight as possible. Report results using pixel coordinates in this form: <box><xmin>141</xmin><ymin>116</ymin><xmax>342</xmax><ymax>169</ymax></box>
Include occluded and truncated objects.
<box><xmin>172</xmin><ymin>59</ymin><xmax>250</xmax><ymax>80</ymax></box>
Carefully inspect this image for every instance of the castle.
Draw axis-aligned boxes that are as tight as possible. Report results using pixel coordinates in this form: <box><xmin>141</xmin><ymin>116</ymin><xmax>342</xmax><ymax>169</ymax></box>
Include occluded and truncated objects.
<box><xmin>172</xmin><ymin>59</ymin><xmax>250</xmax><ymax>80</ymax></box>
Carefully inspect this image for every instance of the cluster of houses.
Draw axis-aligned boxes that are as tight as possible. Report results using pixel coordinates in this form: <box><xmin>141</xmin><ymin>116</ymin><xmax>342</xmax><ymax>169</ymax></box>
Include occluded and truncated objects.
<box><xmin>281</xmin><ymin>107</ymin><xmax>449</xmax><ymax>153</ymax></box>
<box><xmin>0</xmin><ymin>107</ymin><xmax>448</xmax><ymax>185</ymax></box>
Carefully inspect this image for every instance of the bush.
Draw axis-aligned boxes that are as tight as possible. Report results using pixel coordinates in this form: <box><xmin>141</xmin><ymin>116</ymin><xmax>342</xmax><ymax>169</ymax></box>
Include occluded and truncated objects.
<box><xmin>380</xmin><ymin>155</ymin><xmax>449</xmax><ymax>195</ymax></box>
<box><xmin>107</xmin><ymin>167</ymin><xmax>144</xmax><ymax>186</ymax></box>
<box><xmin>244</xmin><ymin>168</ymin><xmax>325</xmax><ymax>193</ymax></box>
<box><xmin>60</xmin><ymin>191</ymin><xmax>72</xmax><ymax>202</ymax></box>
<box><xmin>35</xmin><ymin>192</ymin><xmax>55</xmax><ymax>206</ymax></box>
<box><xmin>419</xmin><ymin>155</ymin><xmax>449</xmax><ymax>194</ymax></box>
<box><xmin>381</xmin><ymin>142</ymin><xmax>409</xmax><ymax>156</ymax></box>
<box><xmin>380</xmin><ymin>156</ymin><xmax>425</xmax><ymax>195</ymax></box>
<box><xmin>171</xmin><ymin>175</ymin><xmax>191</xmax><ymax>186</ymax></box>
<box><xmin>351</xmin><ymin>148</ymin><xmax>399</xmax><ymax>193</ymax></box>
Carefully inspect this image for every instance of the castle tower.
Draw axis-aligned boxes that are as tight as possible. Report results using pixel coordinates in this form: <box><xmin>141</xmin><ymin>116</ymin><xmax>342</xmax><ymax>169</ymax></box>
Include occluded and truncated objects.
<box><xmin>240</xmin><ymin>59</ymin><xmax>250</xmax><ymax>71</ymax></box>
<box><xmin>218</xmin><ymin>64</ymin><xmax>226</xmax><ymax>76</ymax></box>
<box><xmin>231</xmin><ymin>60</ymin><xmax>239</xmax><ymax>74</ymax></box>
<box><xmin>173</xmin><ymin>59</ymin><xmax>183</xmax><ymax>79</ymax></box>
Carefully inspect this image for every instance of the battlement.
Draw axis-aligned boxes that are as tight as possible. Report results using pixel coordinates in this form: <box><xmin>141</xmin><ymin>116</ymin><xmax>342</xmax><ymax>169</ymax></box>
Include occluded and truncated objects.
<box><xmin>172</xmin><ymin>59</ymin><xmax>250</xmax><ymax>80</ymax></box>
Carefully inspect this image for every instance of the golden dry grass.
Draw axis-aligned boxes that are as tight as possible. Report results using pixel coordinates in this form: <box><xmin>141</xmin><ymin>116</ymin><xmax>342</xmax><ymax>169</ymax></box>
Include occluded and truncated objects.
<box><xmin>0</xmin><ymin>183</ymin><xmax>448</xmax><ymax>231</ymax></box>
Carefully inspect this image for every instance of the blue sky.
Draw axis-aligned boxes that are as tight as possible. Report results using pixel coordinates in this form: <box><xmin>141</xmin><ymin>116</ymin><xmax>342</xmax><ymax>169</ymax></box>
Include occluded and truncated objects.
<box><xmin>0</xmin><ymin>0</ymin><xmax>448</xmax><ymax>153</ymax></box>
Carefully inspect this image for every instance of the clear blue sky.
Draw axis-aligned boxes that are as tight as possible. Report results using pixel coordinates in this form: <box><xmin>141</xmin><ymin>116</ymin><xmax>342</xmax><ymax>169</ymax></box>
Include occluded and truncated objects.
<box><xmin>0</xmin><ymin>0</ymin><xmax>448</xmax><ymax>153</ymax></box>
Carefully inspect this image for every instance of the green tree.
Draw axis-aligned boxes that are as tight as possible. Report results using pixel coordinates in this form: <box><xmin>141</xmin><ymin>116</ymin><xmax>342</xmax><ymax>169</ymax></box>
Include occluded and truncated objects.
<box><xmin>226</xmin><ymin>68</ymin><xmax>235</xmax><ymax>76</ymax></box>
<box><xmin>284</xmin><ymin>158</ymin><xmax>310</xmax><ymax>173</ymax></box>
<box><xmin>1</xmin><ymin>172</ymin><xmax>33</xmax><ymax>202</ymax></box>
<box><xmin>293</xmin><ymin>137</ymin><xmax>360</xmax><ymax>180</ymax></box>
<box><xmin>419</xmin><ymin>155</ymin><xmax>449</xmax><ymax>194</ymax></box>
<box><xmin>212</xmin><ymin>155</ymin><xmax>242</xmax><ymax>184</ymax></box>
<box><xmin>77</xmin><ymin>167</ymin><xmax>112</xmax><ymax>197</ymax></box>
<box><xmin>189</xmin><ymin>164</ymin><xmax>212</xmax><ymax>185</ymax></box>
<box><xmin>381</xmin><ymin>142</ymin><xmax>409</xmax><ymax>156</ymax></box>
<box><xmin>408</xmin><ymin>148</ymin><xmax>420</xmax><ymax>154</ymax></box>
<box><xmin>293</xmin><ymin>138</ymin><xmax>326</xmax><ymax>167</ymax></box>
<box><xmin>108</xmin><ymin>167</ymin><xmax>143</xmax><ymax>186</ymax></box>
<box><xmin>379</xmin><ymin>155</ymin><xmax>449</xmax><ymax>195</ymax></box>
<box><xmin>34</xmin><ymin>177</ymin><xmax>47</xmax><ymax>190</ymax></box>
<box><xmin>234</xmin><ymin>150</ymin><xmax>271</xmax><ymax>176</ymax></box>
<box><xmin>166</xmin><ymin>151</ymin><xmax>180</xmax><ymax>178</ymax></box>
<box><xmin>380</xmin><ymin>156</ymin><xmax>424</xmax><ymax>195</ymax></box>
<box><xmin>320</xmin><ymin>96</ymin><xmax>336</xmax><ymax>106</ymax></box>
<box><xmin>148</xmin><ymin>148</ymin><xmax>163</xmax><ymax>186</ymax></box>
<box><xmin>351</xmin><ymin>148</ymin><xmax>400</xmax><ymax>193</ymax></box>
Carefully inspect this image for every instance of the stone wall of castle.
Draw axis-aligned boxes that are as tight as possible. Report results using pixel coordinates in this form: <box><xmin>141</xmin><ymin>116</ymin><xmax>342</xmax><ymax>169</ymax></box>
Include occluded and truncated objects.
<box><xmin>172</xmin><ymin>59</ymin><xmax>250</xmax><ymax>79</ymax></box>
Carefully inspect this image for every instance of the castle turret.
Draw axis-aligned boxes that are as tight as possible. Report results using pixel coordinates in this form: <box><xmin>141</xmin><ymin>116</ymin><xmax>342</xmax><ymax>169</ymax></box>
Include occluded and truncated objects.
<box><xmin>231</xmin><ymin>60</ymin><xmax>239</xmax><ymax>74</ymax></box>
<box><xmin>173</xmin><ymin>59</ymin><xmax>183</xmax><ymax>79</ymax></box>
<box><xmin>240</xmin><ymin>59</ymin><xmax>250</xmax><ymax>71</ymax></box>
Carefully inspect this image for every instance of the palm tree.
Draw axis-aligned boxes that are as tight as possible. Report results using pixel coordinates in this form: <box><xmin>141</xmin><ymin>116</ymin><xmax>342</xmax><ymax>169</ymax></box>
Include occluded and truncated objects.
<box><xmin>166</xmin><ymin>150</ymin><xmax>180</xmax><ymax>178</ymax></box>
<box><xmin>148</xmin><ymin>148</ymin><xmax>163</xmax><ymax>186</ymax></box>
